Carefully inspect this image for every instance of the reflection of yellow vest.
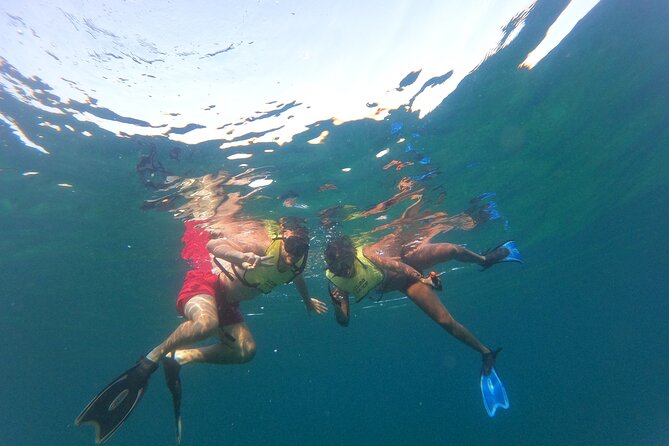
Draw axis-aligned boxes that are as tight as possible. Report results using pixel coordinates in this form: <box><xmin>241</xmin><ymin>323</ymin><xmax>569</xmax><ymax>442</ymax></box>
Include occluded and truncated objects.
<box><xmin>240</xmin><ymin>239</ymin><xmax>305</xmax><ymax>294</ymax></box>
<box><xmin>325</xmin><ymin>247</ymin><xmax>384</xmax><ymax>301</ymax></box>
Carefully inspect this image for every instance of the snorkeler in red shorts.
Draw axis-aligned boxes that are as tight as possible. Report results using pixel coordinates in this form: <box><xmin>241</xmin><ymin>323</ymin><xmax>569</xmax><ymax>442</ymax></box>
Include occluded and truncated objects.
<box><xmin>76</xmin><ymin>217</ymin><xmax>327</xmax><ymax>444</ymax></box>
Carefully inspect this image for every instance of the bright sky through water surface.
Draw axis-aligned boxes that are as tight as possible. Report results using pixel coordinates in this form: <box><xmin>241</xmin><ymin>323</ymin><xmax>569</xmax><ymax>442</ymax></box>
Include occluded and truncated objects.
<box><xmin>0</xmin><ymin>0</ymin><xmax>598</xmax><ymax>153</ymax></box>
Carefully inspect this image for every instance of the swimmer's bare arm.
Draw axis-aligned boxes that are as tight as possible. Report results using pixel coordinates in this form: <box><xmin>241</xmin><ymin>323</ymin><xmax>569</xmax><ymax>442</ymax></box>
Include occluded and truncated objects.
<box><xmin>328</xmin><ymin>285</ymin><xmax>350</xmax><ymax>326</ymax></box>
<box><xmin>329</xmin><ymin>286</ymin><xmax>349</xmax><ymax>303</ymax></box>
<box><xmin>207</xmin><ymin>238</ymin><xmax>270</xmax><ymax>270</ymax></box>
<box><xmin>362</xmin><ymin>245</ymin><xmax>423</xmax><ymax>282</ymax></box>
<box><xmin>293</xmin><ymin>274</ymin><xmax>328</xmax><ymax>315</ymax></box>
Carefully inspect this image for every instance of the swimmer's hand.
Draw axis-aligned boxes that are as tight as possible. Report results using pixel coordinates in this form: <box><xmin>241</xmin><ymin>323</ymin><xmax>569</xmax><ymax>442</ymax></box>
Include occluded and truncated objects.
<box><xmin>419</xmin><ymin>271</ymin><xmax>444</xmax><ymax>290</ymax></box>
<box><xmin>329</xmin><ymin>287</ymin><xmax>347</xmax><ymax>304</ymax></box>
<box><xmin>418</xmin><ymin>276</ymin><xmax>433</xmax><ymax>286</ymax></box>
<box><xmin>240</xmin><ymin>253</ymin><xmax>274</xmax><ymax>270</ymax></box>
<box><xmin>306</xmin><ymin>297</ymin><xmax>328</xmax><ymax>315</ymax></box>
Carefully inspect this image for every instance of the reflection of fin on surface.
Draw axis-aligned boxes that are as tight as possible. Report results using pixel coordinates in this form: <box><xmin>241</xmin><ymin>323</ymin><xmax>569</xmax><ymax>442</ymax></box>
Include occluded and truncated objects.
<box><xmin>482</xmin><ymin>240</ymin><xmax>523</xmax><ymax>270</ymax></box>
<box><xmin>75</xmin><ymin>358</ymin><xmax>158</xmax><ymax>444</ymax></box>
<box><xmin>163</xmin><ymin>356</ymin><xmax>183</xmax><ymax>445</ymax></box>
<box><xmin>480</xmin><ymin>367</ymin><xmax>509</xmax><ymax>417</ymax></box>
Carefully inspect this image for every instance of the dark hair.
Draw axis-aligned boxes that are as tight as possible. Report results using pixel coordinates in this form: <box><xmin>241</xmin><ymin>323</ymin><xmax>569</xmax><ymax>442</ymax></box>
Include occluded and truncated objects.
<box><xmin>283</xmin><ymin>235</ymin><xmax>309</xmax><ymax>258</ymax></box>
<box><xmin>279</xmin><ymin>217</ymin><xmax>309</xmax><ymax>258</ymax></box>
<box><xmin>324</xmin><ymin>235</ymin><xmax>356</xmax><ymax>268</ymax></box>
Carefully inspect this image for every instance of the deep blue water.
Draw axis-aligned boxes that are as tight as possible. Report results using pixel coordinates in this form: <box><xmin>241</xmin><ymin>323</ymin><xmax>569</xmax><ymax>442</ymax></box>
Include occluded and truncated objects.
<box><xmin>1</xmin><ymin>1</ymin><xmax>668</xmax><ymax>445</ymax></box>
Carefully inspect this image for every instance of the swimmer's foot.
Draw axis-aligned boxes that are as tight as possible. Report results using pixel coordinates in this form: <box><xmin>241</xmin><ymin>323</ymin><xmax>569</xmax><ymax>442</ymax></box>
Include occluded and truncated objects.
<box><xmin>481</xmin><ymin>241</ymin><xmax>523</xmax><ymax>270</ymax></box>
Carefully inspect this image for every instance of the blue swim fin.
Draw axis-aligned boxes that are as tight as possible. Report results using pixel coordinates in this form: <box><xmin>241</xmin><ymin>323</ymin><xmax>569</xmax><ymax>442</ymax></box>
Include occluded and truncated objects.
<box><xmin>482</xmin><ymin>240</ymin><xmax>523</xmax><ymax>270</ymax></box>
<box><xmin>480</xmin><ymin>367</ymin><xmax>509</xmax><ymax>417</ymax></box>
<box><xmin>498</xmin><ymin>241</ymin><xmax>522</xmax><ymax>263</ymax></box>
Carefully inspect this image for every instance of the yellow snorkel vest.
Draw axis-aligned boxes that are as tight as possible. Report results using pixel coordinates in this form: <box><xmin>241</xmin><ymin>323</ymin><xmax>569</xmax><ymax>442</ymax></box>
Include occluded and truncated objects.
<box><xmin>238</xmin><ymin>238</ymin><xmax>306</xmax><ymax>294</ymax></box>
<box><xmin>325</xmin><ymin>247</ymin><xmax>384</xmax><ymax>301</ymax></box>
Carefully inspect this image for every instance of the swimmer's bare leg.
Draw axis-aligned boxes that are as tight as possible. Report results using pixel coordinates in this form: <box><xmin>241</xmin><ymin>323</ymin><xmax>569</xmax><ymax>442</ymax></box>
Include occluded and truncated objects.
<box><xmin>173</xmin><ymin>323</ymin><xmax>257</xmax><ymax>365</ymax></box>
<box><xmin>146</xmin><ymin>294</ymin><xmax>220</xmax><ymax>363</ymax></box>
<box><xmin>404</xmin><ymin>242</ymin><xmax>485</xmax><ymax>270</ymax></box>
<box><xmin>405</xmin><ymin>281</ymin><xmax>490</xmax><ymax>355</ymax></box>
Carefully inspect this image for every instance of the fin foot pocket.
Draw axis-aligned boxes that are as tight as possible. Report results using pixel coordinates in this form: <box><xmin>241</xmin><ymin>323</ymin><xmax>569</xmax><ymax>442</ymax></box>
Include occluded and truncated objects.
<box><xmin>482</xmin><ymin>240</ymin><xmax>523</xmax><ymax>270</ymax></box>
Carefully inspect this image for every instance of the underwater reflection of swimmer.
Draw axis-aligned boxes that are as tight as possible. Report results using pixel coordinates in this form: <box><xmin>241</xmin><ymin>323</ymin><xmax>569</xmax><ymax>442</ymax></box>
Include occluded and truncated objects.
<box><xmin>465</xmin><ymin>192</ymin><xmax>502</xmax><ymax>226</ymax></box>
<box><xmin>76</xmin><ymin>176</ymin><xmax>327</xmax><ymax>444</ymax></box>
<box><xmin>318</xmin><ymin>185</ymin><xmax>425</xmax><ymax>228</ymax></box>
<box><xmin>136</xmin><ymin>143</ymin><xmax>173</xmax><ymax>189</ymax></box>
<box><xmin>169</xmin><ymin>146</ymin><xmax>181</xmax><ymax>161</ymax></box>
<box><xmin>141</xmin><ymin>193</ymin><xmax>179</xmax><ymax>210</ymax></box>
<box><xmin>323</xmin><ymin>231</ymin><xmax>520</xmax><ymax>416</ymax></box>
<box><xmin>318</xmin><ymin>183</ymin><xmax>337</xmax><ymax>192</ymax></box>
<box><xmin>383</xmin><ymin>159</ymin><xmax>414</xmax><ymax>171</ymax></box>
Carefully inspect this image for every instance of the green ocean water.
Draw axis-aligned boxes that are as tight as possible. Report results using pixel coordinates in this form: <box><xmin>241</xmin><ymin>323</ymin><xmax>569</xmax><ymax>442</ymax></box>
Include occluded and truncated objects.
<box><xmin>1</xmin><ymin>0</ymin><xmax>668</xmax><ymax>445</ymax></box>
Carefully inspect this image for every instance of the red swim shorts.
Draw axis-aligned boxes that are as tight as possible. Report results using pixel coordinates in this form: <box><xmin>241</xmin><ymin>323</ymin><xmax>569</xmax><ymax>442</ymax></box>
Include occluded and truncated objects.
<box><xmin>177</xmin><ymin>219</ymin><xmax>245</xmax><ymax>327</ymax></box>
<box><xmin>176</xmin><ymin>270</ymin><xmax>244</xmax><ymax>326</ymax></box>
<box><xmin>181</xmin><ymin>219</ymin><xmax>214</xmax><ymax>271</ymax></box>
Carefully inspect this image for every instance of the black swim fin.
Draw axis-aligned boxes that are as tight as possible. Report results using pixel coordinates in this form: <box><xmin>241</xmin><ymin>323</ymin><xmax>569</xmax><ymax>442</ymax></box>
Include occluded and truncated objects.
<box><xmin>163</xmin><ymin>355</ymin><xmax>183</xmax><ymax>444</ymax></box>
<box><xmin>75</xmin><ymin>357</ymin><xmax>158</xmax><ymax>444</ymax></box>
